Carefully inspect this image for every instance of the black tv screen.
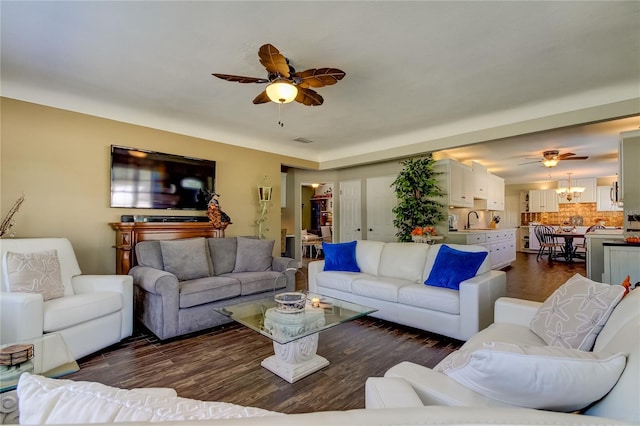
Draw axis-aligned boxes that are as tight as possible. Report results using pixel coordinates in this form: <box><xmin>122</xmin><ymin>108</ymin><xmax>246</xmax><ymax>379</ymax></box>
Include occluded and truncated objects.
<box><xmin>110</xmin><ymin>145</ymin><xmax>216</xmax><ymax>210</ymax></box>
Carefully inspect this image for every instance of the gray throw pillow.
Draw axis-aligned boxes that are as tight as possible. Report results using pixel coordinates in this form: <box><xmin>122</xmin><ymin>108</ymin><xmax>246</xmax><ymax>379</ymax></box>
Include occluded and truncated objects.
<box><xmin>233</xmin><ymin>237</ymin><xmax>275</xmax><ymax>273</ymax></box>
<box><xmin>208</xmin><ymin>237</ymin><xmax>238</xmax><ymax>275</ymax></box>
<box><xmin>135</xmin><ymin>241</ymin><xmax>164</xmax><ymax>270</ymax></box>
<box><xmin>160</xmin><ymin>238</ymin><xmax>210</xmax><ymax>281</ymax></box>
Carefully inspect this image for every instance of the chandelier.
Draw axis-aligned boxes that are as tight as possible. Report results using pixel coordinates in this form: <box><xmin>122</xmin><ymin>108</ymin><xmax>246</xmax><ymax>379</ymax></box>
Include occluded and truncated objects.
<box><xmin>556</xmin><ymin>173</ymin><xmax>585</xmax><ymax>201</ymax></box>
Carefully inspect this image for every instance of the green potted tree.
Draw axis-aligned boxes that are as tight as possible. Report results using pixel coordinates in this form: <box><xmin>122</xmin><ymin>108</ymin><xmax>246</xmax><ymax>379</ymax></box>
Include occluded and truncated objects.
<box><xmin>391</xmin><ymin>154</ymin><xmax>446</xmax><ymax>242</ymax></box>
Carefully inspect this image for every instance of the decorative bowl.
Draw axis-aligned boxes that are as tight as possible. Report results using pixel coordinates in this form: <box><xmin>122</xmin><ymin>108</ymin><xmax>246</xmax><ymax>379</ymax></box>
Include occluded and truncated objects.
<box><xmin>274</xmin><ymin>292</ymin><xmax>306</xmax><ymax>313</ymax></box>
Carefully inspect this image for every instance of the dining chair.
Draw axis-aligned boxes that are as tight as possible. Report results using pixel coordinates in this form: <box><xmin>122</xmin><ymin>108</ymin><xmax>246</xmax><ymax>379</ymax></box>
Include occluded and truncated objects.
<box><xmin>573</xmin><ymin>224</ymin><xmax>605</xmax><ymax>258</ymax></box>
<box><xmin>534</xmin><ymin>225</ymin><xmax>564</xmax><ymax>262</ymax></box>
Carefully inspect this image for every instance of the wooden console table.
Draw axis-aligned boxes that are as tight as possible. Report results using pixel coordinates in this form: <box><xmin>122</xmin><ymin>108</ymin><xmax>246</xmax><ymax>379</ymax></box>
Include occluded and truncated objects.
<box><xmin>109</xmin><ymin>222</ymin><xmax>224</xmax><ymax>274</ymax></box>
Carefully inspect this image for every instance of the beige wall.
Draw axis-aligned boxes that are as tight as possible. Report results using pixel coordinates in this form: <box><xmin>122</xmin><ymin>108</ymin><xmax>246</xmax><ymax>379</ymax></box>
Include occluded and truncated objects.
<box><xmin>0</xmin><ymin>98</ymin><xmax>316</xmax><ymax>274</ymax></box>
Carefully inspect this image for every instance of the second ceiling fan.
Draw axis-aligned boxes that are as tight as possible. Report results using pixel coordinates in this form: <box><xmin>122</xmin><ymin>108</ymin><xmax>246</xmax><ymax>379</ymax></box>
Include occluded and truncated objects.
<box><xmin>521</xmin><ymin>150</ymin><xmax>589</xmax><ymax>168</ymax></box>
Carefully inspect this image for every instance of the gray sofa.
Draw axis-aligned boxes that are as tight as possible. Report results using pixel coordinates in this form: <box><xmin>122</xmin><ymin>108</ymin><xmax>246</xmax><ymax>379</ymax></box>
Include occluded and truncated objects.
<box><xmin>129</xmin><ymin>237</ymin><xmax>296</xmax><ymax>340</ymax></box>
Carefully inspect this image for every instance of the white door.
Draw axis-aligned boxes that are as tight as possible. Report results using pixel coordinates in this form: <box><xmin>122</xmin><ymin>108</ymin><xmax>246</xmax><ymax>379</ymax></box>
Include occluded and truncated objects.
<box><xmin>366</xmin><ymin>176</ymin><xmax>398</xmax><ymax>242</ymax></box>
<box><xmin>504</xmin><ymin>194</ymin><xmax>520</xmax><ymax>228</ymax></box>
<box><xmin>339</xmin><ymin>180</ymin><xmax>362</xmax><ymax>242</ymax></box>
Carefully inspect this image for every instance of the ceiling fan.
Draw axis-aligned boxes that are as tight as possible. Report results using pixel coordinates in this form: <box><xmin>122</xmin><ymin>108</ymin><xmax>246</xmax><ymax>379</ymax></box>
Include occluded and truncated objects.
<box><xmin>212</xmin><ymin>44</ymin><xmax>345</xmax><ymax>107</ymax></box>
<box><xmin>520</xmin><ymin>150</ymin><xmax>589</xmax><ymax>168</ymax></box>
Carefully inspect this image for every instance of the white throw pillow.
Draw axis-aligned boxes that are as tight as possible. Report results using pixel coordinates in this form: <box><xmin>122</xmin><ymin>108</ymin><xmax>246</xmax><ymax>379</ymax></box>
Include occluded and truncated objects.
<box><xmin>3</xmin><ymin>249</ymin><xmax>65</xmax><ymax>301</ymax></box>
<box><xmin>530</xmin><ymin>273</ymin><xmax>625</xmax><ymax>350</ymax></box>
<box><xmin>17</xmin><ymin>373</ymin><xmax>282</xmax><ymax>423</ymax></box>
<box><xmin>435</xmin><ymin>342</ymin><xmax>626</xmax><ymax>412</ymax></box>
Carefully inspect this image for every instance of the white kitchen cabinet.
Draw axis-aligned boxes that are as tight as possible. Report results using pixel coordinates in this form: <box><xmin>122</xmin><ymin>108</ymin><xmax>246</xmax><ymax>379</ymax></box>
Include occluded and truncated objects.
<box><xmin>596</xmin><ymin>185</ymin><xmax>624</xmax><ymax>211</ymax></box>
<box><xmin>557</xmin><ymin>177</ymin><xmax>596</xmax><ymax>204</ymax></box>
<box><xmin>447</xmin><ymin>229</ymin><xmax>516</xmax><ymax>269</ymax></box>
<box><xmin>473</xmin><ymin>172</ymin><xmax>505</xmax><ymax>211</ymax></box>
<box><xmin>487</xmin><ymin>174</ymin><xmax>505</xmax><ymax>210</ymax></box>
<box><xmin>436</xmin><ymin>159</ymin><xmax>473</xmax><ymax>208</ymax></box>
<box><xmin>603</xmin><ymin>243</ymin><xmax>640</xmax><ymax>285</ymax></box>
<box><xmin>472</xmin><ymin>161</ymin><xmax>488</xmax><ymax>200</ymax></box>
<box><xmin>621</xmin><ymin>130</ymin><xmax>640</xmax><ymax>229</ymax></box>
<box><xmin>528</xmin><ymin>189</ymin><xmax>558</xmax><ymax>213</ymax></box>
<box><xmin>484</xmin><ymin>229</ymin><xmax>517</xmax><ymax>269</ymax></box>
<box><xmin>448</xmin><ymin>232</ymin><xmax>486</xmax><ymax>245</ymax></box>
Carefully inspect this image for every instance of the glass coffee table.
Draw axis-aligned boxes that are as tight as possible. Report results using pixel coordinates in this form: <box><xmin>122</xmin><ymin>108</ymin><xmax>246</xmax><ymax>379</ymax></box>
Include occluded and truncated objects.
<box><xmin>217</xmin><ymin>294</ymin><xmax>376</xmax><ymax>383</ymax></box>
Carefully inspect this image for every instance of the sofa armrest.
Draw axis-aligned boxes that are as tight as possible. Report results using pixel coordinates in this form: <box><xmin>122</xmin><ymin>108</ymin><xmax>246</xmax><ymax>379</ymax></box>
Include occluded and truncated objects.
<box><xmin>271</xmin><ymin>256</ymin><xmax>296</xmax><ymax>272</ymax></box>
<box><xmin>129</xmin><ymin>266</ymin><xmax>179</xmax><ymax>295</ymax></box>
<box><xmin>71</xmin><ymin>274</ymin><xmax>133</xmax><ymax>294</ymax></box>
<box><xmin>458</xmin><ymin>270</ymin><xmax>507</xmax><ymax>340</ymax></box>
<box><xmin>365</xmin><ymin>377</ymin><xmax>424</xmax><ymax>409</ymax></box>
<box><xmin>0</xmin><ymin>292</ymin><xmax>44</xmax><ymax>344</ymax></box>
<box><xmin>72</xmin><ymin>274</ymin><xmax>134</xmax><ymax>339</ymax></box>
<box><xmin>494</xmin><ymin>297</ymin><xmax>541</xmax><ymax>326</ymax></box>
<box><xmin>271</xmin><ymin>257</ymin><xmax>297</xmax><ymax>292</ymax></box>
<box><xmin>384</xmin><ymin>361</ymin><xmax>511</xmax><ymax>408</ymax></box>
<box><xmin>307</xmin><ymin>260</ymin><xmax>324</xmax><ymax>293</ymax></box>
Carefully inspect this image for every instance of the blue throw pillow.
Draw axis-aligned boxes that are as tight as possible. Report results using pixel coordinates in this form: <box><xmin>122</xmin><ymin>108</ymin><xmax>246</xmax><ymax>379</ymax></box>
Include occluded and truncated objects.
<box><xmin>323</xmin><ymin>241</ymin><xmax>360</xmax><ymax>272</ymax></box>
<box><xmin>425</xmin><ymin>245</ymin><xmax>488</xmax><ymax>290</ymax></box>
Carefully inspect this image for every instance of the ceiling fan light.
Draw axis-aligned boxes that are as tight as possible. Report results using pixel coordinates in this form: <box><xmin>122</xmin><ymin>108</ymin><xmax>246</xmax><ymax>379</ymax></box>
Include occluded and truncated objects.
<box><xmin>543</xmin><ymin>159</ymin><xmax>558</xmax><ymax>167</ymax></box>
<box><xmin>266</xmin><ymin>81</ymin><xmax>298</xmax><ymax>104</ymax></box>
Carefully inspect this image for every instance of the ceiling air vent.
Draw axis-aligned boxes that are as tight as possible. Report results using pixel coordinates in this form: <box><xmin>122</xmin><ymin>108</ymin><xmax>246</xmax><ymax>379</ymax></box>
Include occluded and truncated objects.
<box><xmin>293</xmin><ymin>137</ymin><xmax>314</xmax><ymax>144</ymax></box>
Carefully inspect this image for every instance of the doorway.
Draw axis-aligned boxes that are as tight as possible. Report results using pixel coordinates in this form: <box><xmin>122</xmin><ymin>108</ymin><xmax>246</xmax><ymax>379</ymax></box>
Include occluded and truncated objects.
<box><xmin>300</xmin><ymin>182</ymin><xmax>334</xmax><ymax>260</ymax></box>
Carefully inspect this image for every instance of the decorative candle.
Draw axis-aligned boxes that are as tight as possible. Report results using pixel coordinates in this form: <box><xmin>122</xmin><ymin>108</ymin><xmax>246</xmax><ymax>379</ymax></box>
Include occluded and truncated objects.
<box><xmin>311</xmin><ymin>297</ymin><xmax>320</xmax><ymax>308</ymax></box>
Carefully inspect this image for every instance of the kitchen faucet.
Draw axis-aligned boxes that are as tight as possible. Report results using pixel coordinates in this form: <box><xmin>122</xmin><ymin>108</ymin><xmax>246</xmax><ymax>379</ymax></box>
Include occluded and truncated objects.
<box><xmin>466</xmin><ymin>210</ymin><xmax>479</xmax><ymax>229</ymax></box>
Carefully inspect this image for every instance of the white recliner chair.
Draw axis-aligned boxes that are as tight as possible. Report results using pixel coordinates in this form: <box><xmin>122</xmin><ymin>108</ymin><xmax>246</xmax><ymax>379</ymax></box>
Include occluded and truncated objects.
<box><xmin>0</xmin><ymin>238</ymin><xmax>133</xmax><ymax>360</ymax></box>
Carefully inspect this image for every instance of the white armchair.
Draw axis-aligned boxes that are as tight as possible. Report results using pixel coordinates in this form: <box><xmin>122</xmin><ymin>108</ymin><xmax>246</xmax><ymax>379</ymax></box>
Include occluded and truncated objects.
<box><xmin>0</xmin><ymin>238</ymin><xmax>133</xmax><ymax>360</ymax></box>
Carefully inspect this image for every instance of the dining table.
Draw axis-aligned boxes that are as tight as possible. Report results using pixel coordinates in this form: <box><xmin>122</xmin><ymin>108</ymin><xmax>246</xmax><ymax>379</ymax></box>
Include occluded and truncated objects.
<box><xmin>545</xmin><ymin>231</ymin><xmax>586</xmax><ymax>264</ymax></box>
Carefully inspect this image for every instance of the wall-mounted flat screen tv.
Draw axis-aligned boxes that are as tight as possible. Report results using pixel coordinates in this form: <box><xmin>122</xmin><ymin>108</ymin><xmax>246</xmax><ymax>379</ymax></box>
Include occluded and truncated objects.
<box><xmin>110</xmin><ymin>145</ymin><xmax>216</xmax><ymax>210</ymax></box>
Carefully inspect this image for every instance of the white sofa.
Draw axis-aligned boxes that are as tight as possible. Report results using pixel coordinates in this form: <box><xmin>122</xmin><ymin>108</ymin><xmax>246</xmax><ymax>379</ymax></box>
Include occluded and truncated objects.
<box><xmin>11</xmin><ymin>372</ymin><xmax>630</xmax><ymax>425</ymax></box>
<box><xmin>308</xmin><ymin>241</ymin><xmax>506</xmax><ymax>341</ymax></box>
<box><xmin>0</xmin><ymin>238</ymin><xmax>133</xmax><ymax>360</ymax></box>
<box><xmin>368</xmin><ymin>285</ymin><xmax>640</xmax><ymax>424</ymax></box>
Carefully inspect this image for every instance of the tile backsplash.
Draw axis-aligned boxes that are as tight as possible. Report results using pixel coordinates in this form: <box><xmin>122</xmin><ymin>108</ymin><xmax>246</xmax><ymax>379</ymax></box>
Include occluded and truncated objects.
<box><xmin>521</xmin><ymin>203</ymin><xmax>623</xmax><ymax>227</ymax></box>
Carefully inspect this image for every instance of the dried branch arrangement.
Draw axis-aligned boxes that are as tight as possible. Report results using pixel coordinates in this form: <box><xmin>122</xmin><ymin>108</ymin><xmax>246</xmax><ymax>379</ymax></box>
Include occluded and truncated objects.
<box><xmin>0</xmin><ymin>195</ymin><xmax>25</xmax><ymax>238</ymax></box>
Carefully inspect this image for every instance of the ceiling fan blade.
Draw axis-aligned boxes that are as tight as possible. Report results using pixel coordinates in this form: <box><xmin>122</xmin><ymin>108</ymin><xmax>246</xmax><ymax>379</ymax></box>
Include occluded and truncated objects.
<box><xmin>252</xmin><ymin>90</ymin><xmax>270</xmax><ymax>104</ymax></box>
<box><xmin>295</xmin><ymin>87</ymin><xmax>324</xmax><ymax>106</ymax></box>
<box><xmin>560</xmin><ymin>156</ymin><xmax>589</xmax><ymax>160</ymax></box>
<box><xmin>212</xmin><ymin>73</ymin><xmax>268</xmax><ymax>84</ymax></box>
<box><xmin>556</xmin><ymin>152</ymin><xmax>576</xmax><ymax>159</ymax></box>
<box><xmin>518</xmin><ymin>160</ymin><xmax>542</xmax><ymax>166</ymax></box>
<box><xmin>294</xmin><ymin>68</ymin><xmax>346</xmax><ymax>88</ymax></box>
<box><xmin>258</xmin><ymin>44</ymin><xmax>290</xmax><ymax>77</ymax></box>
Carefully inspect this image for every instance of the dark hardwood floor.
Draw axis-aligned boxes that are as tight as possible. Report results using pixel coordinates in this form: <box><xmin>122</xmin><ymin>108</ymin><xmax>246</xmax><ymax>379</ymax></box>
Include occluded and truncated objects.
<box><xmin>65</xmin><ymin>252</ymin><xmax>584</xmax><ymax>413</ymax></box>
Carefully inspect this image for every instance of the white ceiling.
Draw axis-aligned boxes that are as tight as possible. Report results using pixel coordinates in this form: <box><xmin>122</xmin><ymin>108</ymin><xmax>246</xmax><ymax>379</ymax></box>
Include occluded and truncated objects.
<box><xmin>2</xmin><ymin>1</ymin><xmax>639</xmax><ymax>184</ymax></box>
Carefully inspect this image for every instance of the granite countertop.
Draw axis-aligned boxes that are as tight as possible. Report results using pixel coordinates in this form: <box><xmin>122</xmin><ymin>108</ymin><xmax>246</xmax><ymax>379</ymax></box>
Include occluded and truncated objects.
<box><xmin>452</xmin><ymin>228</ymin><xmax>516</xmax><ymax>233</ymax></box>
<box><xmin>603</xmin><ymin>240</ymin><xmax>640</xmax><ymax>247</ymax></box>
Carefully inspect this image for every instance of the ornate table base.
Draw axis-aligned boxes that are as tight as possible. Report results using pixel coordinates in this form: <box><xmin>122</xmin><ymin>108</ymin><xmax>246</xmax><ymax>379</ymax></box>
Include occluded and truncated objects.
<box><xmin>0</xmin><ymin>391</ymin><xmax>18</xmax><ymax>424</ymax></box>
<box><xmin>261</xmin><ymin>334</ymin><xmax>330</xmax><ymax>383</ymax></box>
<box><xmin>260</xmin><ymin>308</ymin><xmax>328</xmax><ymax>383</ymax></box>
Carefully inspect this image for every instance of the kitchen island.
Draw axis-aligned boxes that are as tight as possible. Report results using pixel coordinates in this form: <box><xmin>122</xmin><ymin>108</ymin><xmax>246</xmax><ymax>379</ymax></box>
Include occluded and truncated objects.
<box><xmin>585</xmin><ymin>229</ymin><xmax>624</xmax><ymax>281</ymax></box>
<box><xmin>602</xmin><ymin>239</ymin><xmax>640</xmax><ymax>286</ymax></box>
<box><xmin>446</xmin><ymin>228</ymin><xmax>516</xmax><ymax>270</ymax></box>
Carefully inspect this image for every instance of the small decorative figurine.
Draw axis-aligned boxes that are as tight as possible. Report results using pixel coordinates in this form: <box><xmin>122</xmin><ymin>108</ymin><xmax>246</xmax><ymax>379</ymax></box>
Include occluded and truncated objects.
<box><xmin>207</xmin><ymin>193</ymin><xmax>232</xmax><ymax>230</ymax></box>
